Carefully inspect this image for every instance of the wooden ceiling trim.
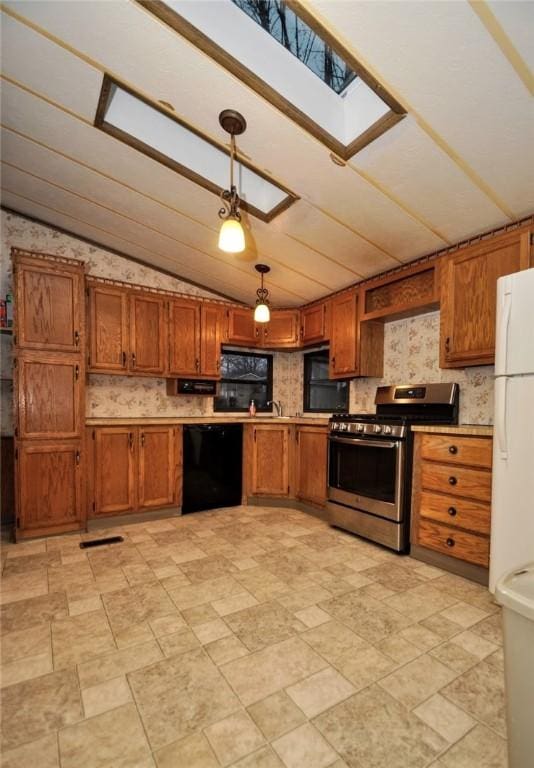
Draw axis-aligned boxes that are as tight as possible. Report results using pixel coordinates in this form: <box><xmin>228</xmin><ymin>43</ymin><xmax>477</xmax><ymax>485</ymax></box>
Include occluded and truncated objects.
<box><xmin>468</xmin><ymin>0</ymin><xmax>534</xmax><ymax>97</ymax></box>
<box><xmin>1</xmin><ymin>163</ymin><xmax>308</xmax><ymax>301</ymax></box>
<box><xmin>0</xmin><ymin>118</ymin><xmax>336</xmax><ymax>298</ymax></box>
<box><xmin>3</xmin><ymin>9</ymin><xmax>455</xmax><ymax>260</ymax></box>
<box><xmin>0</xmin><ymin>198</ymin><xmax>253</xmax><ymax>302</ymax></box>
<box><xmin>304</xmin><ymin>1</ymin><xmax>517</xmax><ymax>221</ymax></box>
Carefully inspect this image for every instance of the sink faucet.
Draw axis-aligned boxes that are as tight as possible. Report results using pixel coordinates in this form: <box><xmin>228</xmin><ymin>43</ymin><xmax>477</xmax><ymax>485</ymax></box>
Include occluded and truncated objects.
<box><xmin>267</xmin><ymin>400</ymin><xmax>283</xmax><ymax>417</ymax></box>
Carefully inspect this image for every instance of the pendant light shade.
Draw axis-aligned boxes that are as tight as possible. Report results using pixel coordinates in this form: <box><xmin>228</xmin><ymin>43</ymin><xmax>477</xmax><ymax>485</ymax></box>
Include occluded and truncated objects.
<box><xmin>218</xmin><ymin>217</ymin><xmax>245</xmax><ymax>253</ymax></box>
<box><xmin>254</xmin><ymin>264</ymin><xmax>271</xmax><ymax>323</ymax></box>
<box><xmin>218</xmin><ymin>109</ymin><xmax>247</xmax><ymax>254</ymax></box>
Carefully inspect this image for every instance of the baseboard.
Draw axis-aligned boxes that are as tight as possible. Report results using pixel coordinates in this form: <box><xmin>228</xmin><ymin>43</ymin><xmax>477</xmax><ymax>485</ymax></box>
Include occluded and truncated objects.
<box><xmin>246</xmin><ymin>496</ymin><xmax>328</xmax><ymax>523</ymax></box>
<box><xmin>87</xmin><ymin>506</ymin><xmax>182</xmax><ymax>530</ymax></box>
<box><xmin>410</xmin><ymin>544</ymin><xmax>489</xmax><ymax>586</ymax></box>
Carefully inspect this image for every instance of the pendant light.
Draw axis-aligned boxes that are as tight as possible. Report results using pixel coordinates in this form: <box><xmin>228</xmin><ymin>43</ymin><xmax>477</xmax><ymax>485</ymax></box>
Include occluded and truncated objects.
<box><xmin>254</xmin><ymin>264</ymin><xmax>271</xmax><ymax>323</ymax></box>
<box><xmin>218</xmin><ymin>109</ymin><xmax>247</xmax><ymax>253</ymax></box>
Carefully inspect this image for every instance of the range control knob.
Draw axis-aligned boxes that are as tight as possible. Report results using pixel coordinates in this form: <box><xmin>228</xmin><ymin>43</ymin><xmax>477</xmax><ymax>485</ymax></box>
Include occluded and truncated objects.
<box><xmin>339</xmin><ymin>423</ymin><xmax>347</xmax><ymax>432</ymax></box>
<box><xmin>383</xmin><ymin>425</ymin><xmax>392</xmax><ymax>435</ymax></box>
<box><xmin>374</xmin><ymin>424</ymin><xmax>382</xmax><ymax>434</ymax></box>
<box><xmin>357</xmin><ymin>423</ymin><xmax>364</xmax><ymax>432</ymax></box>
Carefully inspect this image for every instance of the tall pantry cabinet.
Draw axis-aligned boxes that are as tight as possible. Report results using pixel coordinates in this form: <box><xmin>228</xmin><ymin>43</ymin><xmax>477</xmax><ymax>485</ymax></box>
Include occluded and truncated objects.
<box><xmin>12</xmin><ymin>249</ymin><xmax>86</xmax><ymax>538</ymax></box>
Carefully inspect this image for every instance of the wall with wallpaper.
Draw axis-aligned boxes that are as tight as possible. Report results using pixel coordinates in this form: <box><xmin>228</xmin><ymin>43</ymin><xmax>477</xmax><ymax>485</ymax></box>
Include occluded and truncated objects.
<box><xmin>1</xmin><ymin>210</ymin><xmax>494</xmax><ymax>429</ymax></box>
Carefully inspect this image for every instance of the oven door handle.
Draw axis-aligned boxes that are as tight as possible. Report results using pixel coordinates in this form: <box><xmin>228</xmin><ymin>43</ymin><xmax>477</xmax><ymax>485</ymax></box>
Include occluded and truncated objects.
<box><xmin>328</xmin><ymin>436</ymin><xmax>399</xmax><ymax>449</ymax></box>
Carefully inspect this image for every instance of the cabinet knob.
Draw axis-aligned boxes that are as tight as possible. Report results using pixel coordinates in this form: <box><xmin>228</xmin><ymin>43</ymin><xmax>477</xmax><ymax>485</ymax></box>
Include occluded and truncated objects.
<box><xmin>75</xmin><ymin>364</ymin><xmax>79</xmax><ymax>380</ymax></box>
<box><xmin>195</xmin><ymin>358</ymin><xmax>200</xmax><ymax>371</ymax></box>
<box><xmin>128</xmin><ymin>432</ymin><xmax>134</xmax><ymax>450</ymax></box>
<box><xmin>131</xmin><ymin>352</ymin><xmax>136</xmax><ymax>367</ymax></box>
<box><xmin>75</xmin><ymin>450</ymin><xmax>81</xmax><ymax>465</ymax></box>
<box><xmin>448</xmin><ymin>445</ymin><xmax>458</xmax><ymax>455</ymax></box>
<box><xmin>141</xmin><ymin>432</ymin><xmax>145</xmax><ymax>447</ymax></box>
<box><xmin>446</xmin><ymin>537</ymin><xmax>455</xmax><ymax>548</ymax></box>
<box><xmin>449</xmin><ymin>476</ymin><xmax>457</xmax><ymax>486</ymax></box>
<box><xmin>445</xmin><ymin>336</ymin><xmax>450</xmax><ymax>354</ymax></box>
<box><xmin>74</xmin><ymin>330</ymin><xmax>80</xmax><ymax>346</ymax></box>
<box><xmin>122</xmin><ymin>351</ymin><xmax>127</xmax><ymax>367</ymax></box>
<box><xmin>448</xmin><ymin>506</ymin><xmax>457</xmax><ymax>517</ymax></box>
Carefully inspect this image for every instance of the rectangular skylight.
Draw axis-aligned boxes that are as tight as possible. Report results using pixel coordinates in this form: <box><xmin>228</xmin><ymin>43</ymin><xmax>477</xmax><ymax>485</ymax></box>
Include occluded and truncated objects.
<box><xmin>94</xmin><ymin>76</ymin><xmax>297</xmax><ymax>222</ymax></box>
<box><xmin>138</xmin><ymin>0</ymin><xmax>406</xmax><ymax>159</ymax></box>
<box><xmin>231</xmin><ymin>0</ymin><xmax>357</xmax><ymax>95</ymax></box>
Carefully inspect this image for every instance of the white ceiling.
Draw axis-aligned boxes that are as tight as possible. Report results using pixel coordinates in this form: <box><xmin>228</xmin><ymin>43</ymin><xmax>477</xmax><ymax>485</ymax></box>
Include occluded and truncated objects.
<box><xmin>1</xmin><ymin>0</ymin><xmax>533</xmax><ymax>306</ymax></box>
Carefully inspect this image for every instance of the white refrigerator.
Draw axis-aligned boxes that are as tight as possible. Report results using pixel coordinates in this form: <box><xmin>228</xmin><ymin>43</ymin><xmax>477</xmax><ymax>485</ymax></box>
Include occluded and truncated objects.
<box><xmin>489</xmin><ymin>267</ymin><xmax>534</xmax><ymax>593</ymax></box>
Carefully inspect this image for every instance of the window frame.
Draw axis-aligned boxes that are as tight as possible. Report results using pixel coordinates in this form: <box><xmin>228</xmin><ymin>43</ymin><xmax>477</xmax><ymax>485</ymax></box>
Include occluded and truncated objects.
<box><xmin>303</xmin><ymin>349</ymin><xmax>348</xmax><ymax>413</ymax></box>
<box><xmin>214</xmin><ymin>349</ymin><xmax>274</xmax><ymax>413</ymax></box>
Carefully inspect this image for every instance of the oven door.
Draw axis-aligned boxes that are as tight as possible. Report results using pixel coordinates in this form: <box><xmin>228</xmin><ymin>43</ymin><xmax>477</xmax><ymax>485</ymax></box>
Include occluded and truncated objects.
<box><xmin>328</xmin><ymin>435</ymin><xmax>405</xmax><ymax>522</ymax></box>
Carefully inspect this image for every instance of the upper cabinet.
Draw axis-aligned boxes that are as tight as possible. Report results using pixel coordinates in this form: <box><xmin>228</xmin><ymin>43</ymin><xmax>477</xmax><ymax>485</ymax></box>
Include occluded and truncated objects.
<box><xmin>200</xmin><ymin>303</ymin><xmax>223</xmax><ymax>378</ymax></box>
<box><xmin>14</xmin><ymin>252</ymin><xmax>84</xmax><ymax>353</ymax></box>
<box><xmin>87</xmin><ymin>284</ymin><xmax>128</xmax><ymax>373</ymax></box>
<box><xmin>440</xmin><ymin>228</ymin><xmax>532</xmax><ymax>367</ymax></box>
<box><xmin>130</xmin><ymin>293</ymin><xmax>167</xmax><ymax>375</ymax></box>
<box><xmin>168</xmin><ymin>297</ymin><xmax>201</xmax><ymax>377</ymax></box>
<box><xmin>300</xmin><ymin>300</ymin><xmax>330</xmax><ymax>346</ymax></box>
<box><xmin>330</xmin><ymin>289</ymin><xmax>358</xmax><ymax>378</ymax></box>
<box><xmin>261</xmin><ymin>310</ymin><xmax>299</xmax><ymax>348</ymax></box>
<box><xmin>226</xmin><ymin>307</ymin><xmax>258</xmax><ymax>346</ymax></box>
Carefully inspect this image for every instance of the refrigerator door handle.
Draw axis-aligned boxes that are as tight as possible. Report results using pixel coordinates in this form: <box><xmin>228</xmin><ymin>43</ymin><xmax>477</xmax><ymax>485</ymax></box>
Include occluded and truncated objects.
<box><xmin>495</xmin><ymin>377</ymin><xmax>508</xmax><ymax>460</ymax></box>
<box><xmin>496</xmin><ymin>284</ymin><xmax>512</xmax><ymax>375</ymax></box>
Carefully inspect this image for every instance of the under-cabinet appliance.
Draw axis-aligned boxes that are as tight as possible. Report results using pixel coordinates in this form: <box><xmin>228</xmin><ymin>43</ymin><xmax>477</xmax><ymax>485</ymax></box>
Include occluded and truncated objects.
<box><xmin>327</xmin><ymin>383</ymin><xmax>459</xmax><ymax>551</ymax></box>
<box><xmin>182</xmin><ymin>424</ymin><xmax>242</xmax><ymax>513</ymax></box>
<box><xmin>167</xmin><ymin>379</ymin><xmax>218</xmax><ymax>396</ymax></box>
<box><xmin>489</xmin><ymin>267</ymin><xmax>534</xmax><ymax>593</ymax></box>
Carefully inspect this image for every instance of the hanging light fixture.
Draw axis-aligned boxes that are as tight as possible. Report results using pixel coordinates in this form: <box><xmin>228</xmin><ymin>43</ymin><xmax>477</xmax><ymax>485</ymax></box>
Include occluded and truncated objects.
<box><xmin>218</xmin><ymin>109</ymin><xmax>247</xmax><ymax>253</ymax></box>
<box><xmin>254</xmin><ymin>264</ymin><xmax>271</xmax><ymax>323</ymax></box>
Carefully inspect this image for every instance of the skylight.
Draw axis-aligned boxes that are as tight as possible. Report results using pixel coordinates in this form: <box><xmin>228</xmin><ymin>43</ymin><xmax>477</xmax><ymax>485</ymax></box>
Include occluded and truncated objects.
<box><xmin>138</xmin><ymin>0</ymin><xmax>406</xmax><ymax>159</ymax></box>
<box><xmin>231</xmin><ymin>0</ymin><xmax>356</xmax><ymax>95</ymax></box>
<box><xmin>95</xmin><ymin>77</ymin><xmax>297</xmax><ymax>222</ymax></box>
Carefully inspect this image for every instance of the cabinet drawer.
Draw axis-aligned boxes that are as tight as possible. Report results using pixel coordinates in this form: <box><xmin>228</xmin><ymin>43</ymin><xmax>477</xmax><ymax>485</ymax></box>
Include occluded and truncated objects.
<box><xmin>419</xmin><ymin>491</ymin><xmax>490</xmax><ymax>535</ymax></box>
<box><xmin>421</xmin><ymin>461</ymin><xmax>491</xmax><ymax>503</ymax></box>
<box><xmin>417</xmin><ymin>519</ymin><xmax>489</xmax><ymax>567</ymax></box>
<box><xmin>421</xmin><ymin>434</ymin><xmax>492</xmax><ymax>469</ymax></box>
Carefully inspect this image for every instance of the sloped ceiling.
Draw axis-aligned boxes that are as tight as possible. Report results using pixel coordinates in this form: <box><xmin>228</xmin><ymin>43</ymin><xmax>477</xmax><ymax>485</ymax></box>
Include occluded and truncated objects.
<box><xmin>1</xmin><ymin>0</ymin><xmax>533</xmax><ymax>306</ymax></box>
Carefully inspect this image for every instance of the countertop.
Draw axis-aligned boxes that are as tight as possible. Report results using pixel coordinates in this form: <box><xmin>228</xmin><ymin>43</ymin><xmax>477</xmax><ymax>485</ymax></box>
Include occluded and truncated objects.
<box><xmin>85</xmin><ymin>416</ymin><xmax>330</xmax><ymax>427</ymax></box>
<box><xmin>411</xmin><ymin>424</ymin><xmax>493</xmax><ymax>436</ymax></box>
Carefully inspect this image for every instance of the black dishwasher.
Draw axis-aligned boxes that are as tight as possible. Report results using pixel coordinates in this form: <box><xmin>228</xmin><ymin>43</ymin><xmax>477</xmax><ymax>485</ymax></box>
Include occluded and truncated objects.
<box><xmin>182</xmin><ymin>424</ymin><xmax>243</xmax><ymax>514</ymax></box>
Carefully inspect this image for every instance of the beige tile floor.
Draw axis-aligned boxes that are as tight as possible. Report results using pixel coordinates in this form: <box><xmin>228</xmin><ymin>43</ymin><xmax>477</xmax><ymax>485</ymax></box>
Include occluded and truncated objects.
<box><xmin>0</xmin><ymin>506</ymin><xmax>508</xmax><ymax>768</ymax></box>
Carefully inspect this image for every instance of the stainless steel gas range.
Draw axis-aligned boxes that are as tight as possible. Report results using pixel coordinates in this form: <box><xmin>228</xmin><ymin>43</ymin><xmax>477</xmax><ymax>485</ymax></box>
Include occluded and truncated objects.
<box><xmin>327</xmin><ymin>383</ymin><xmax>459</xmax><ymax>552</ymax></box>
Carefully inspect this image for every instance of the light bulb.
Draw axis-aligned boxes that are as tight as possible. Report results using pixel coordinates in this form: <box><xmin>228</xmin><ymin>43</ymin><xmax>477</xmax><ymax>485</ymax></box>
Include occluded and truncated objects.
<box><xmin>218</xmin><ymin>218</ymin><xmax>245</xmax><ymax>253</ymax></box>
<box><xmin>254</xmin><ymin>303</ymin><xmax>270</xmax><ymax>323</ymax></box>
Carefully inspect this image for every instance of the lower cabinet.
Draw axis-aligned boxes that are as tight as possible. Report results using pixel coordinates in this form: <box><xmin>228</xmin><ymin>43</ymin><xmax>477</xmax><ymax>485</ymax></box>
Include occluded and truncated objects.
<box><xmin>296</xmin><ymin>425</ymin><xmax>328</xmax><ymax>506</ymax></box>
<box><xmin>16</xmin><ymin>441</ymin><xmax>83</xmax><ymax>538</ymax></box>
<box><xmin>248</xmin><ymin>424</ymin><xmax>290</xmax><ymax>496</ymax></box>
<box><xmin>411</xmin><ymin>431</ymin><xmax>493</xmax><ymax>574</ymax></box>
<box><xmin>89</xmin><ymin>425</ymin><xmax>181</xmax><ymax>517</ymax></box>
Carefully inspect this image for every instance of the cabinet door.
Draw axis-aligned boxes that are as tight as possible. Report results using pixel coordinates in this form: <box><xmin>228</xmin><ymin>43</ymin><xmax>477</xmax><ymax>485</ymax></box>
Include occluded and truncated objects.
<box><xmin>296</xmin><ymin>426</ymin><xmax>328</xmax><ymax>506</ymax></box>
<box><xmin>226</xmin><ymin>307</ymin><xmax>258</xmax><ymax>346</ymax></box>
<box><xmin>94</xmin><ymin>428</ymin><xmax>136</xmax><ymax>515</ymax></box>
<box><xmin>138</xmin><ymin>427</ymin><xmax>176</xmax><ymax>509</ymax></box>
<box><xmin>200</xmin><ymin>304</ymin><xmax>222</xmax><ymax>378</ymax></box>
<box><xmin>168</xmin><ymin>298</ymin><xmax>201</xmax><ymax>377</ymax></box>
<box><xmin>251</xmin><ymin>425</ymin><xmax>289</xmax><ymax>496</ymax></box>
<box><xmin>18</xmin><ymin>441</ymin><xmax>83</xmax><ymax>537</ymax></box>
<box><xmin>441</xmin><ymin>229</ymin><xmax>532</xmax><ymax>367</ymax></box>
<box><xmin>262</xmin><ymin>310</ymin><xmax>300</xmax><ymax>348</ymax></box>
<box><xmin>15</xmin><ymin>257</ymin><xmax>83</xmax><ymax>352</ymax></box>
<box><xmin>300</xmin><ymin>301</ymin><xmax>330</xmax><ymax>346</ymax></box>
<box><xmin>130</xmin><ymin>294</ymin><xmax>167</xmax><ymax>375</ymax></box>
<box><xmin>18</xmin><ymin>353</ymin><xmax>82</xmax><ymax>440</ymax></box>
<box><xmin>88</xmin><ymin>284</ymin><xmax>128</xmax><ymax>373</ymax></box>
<box><xmin>330</xmin><ymin>290</ymin><xmax>358</xmax><ymax>378</ymax></box>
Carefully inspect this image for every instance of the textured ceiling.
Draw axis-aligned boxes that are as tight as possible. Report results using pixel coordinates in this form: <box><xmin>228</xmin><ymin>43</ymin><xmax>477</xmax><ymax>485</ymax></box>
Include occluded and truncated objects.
<box><xmin>1</xmin><ymin>0</ymin><xmax>533</xmax><ymax>305</ymax></box>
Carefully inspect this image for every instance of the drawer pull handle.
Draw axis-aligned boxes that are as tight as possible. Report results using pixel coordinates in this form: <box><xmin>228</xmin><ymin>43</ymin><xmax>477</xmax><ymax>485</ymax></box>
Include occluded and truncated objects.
<box><xmin>446</xmin><ymin>537</ymin><xmax>455</xmax><ymax>547</ymax></box>
<box><xmin>449</xmin><ymin>476</ymin><xmax>457</xmax><ymax>486</ymax></box>
<box><xmin>448</xmin><ymin>445</ymin><xmax>458</xmax><ymax>455</ymax></box>
<box><xmin>448</xmin><ymin>506</ymin><xmax>457</xmax><ymax>517</ymax></box>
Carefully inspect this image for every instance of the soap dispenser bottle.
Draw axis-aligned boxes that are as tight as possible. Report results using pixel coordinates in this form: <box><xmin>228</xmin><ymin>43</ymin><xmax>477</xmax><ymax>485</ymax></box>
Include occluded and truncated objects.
<box><xmin>249</xmin><ymin>399</ymin><xmax>257</xmax><ymax>417</ymax></box>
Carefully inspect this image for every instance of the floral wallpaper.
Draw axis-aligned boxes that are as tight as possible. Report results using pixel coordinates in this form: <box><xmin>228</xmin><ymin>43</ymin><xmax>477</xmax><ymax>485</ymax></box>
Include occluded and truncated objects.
<box><xmin>350</xmin><ymin>312</ymin><xmax>494</xmax><ymax>425</ymax></box>
<box><xmin>1</xmin><ymin>210</ymin><xmax>494</xmax><ymax>428</ymax></box>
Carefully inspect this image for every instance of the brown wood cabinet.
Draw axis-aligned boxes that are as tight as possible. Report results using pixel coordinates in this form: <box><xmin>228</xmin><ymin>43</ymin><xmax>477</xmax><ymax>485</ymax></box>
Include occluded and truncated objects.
<box><xmin>130</xmin><ymin>293</ymin><xmax>167</xmax><ymax>375</ymax></box>
<box><xmin>13</xmin><ymin>250</ymin><xmax>86</xmax><ymax>539</ymax></box>
<box><xmin>17</xmin><ymin>441</ymin><xmax>83</xmax><ymax>538</ymax></box>
<box><xmin>296</xmin><ymin>425</ymin><xmax>328</xmax><ymax>506</ymax></box>
<box><xmin>249</xmin><ymin>424</ymin><xmax>290</xmax><ymax>496</ymax></box>
<box><xmin>168</xmin><ymin>297</ymin><xmax>201</xmax><ymax>377</ymax></box>
<box><xmin>87</xmin><ymin>284</ymin><xmax>128</xmax><ymax>373</ymax></box>
<box><xmin>440</xmin><ymin>228</ymin><xmax>532</xmax><ymax>367</ymax></box>
<box><xmin>200</xmin><ymin>304</ymin><xmax>222</xmax><ymax>378</ymax></box>
<box><xmin>14</xmin><ymin>251</ymin><xmax>84</xmax><ymax>353</ymax></box>
<box><xmin>261</xmin><ymin>310</ymin><xmax>300</xmax><ymax>349</ymax></box>
<box><xmin>330</xmin><ymin>289</ymin><xmax>358</xmax><ymax>378</ymax></box>
<box><xmin>17</xmin><ymin>352</ymin><xmax>83</xmax><ymax>440</ymax></box>
<box><xmin>226</xmin><ymin>307</ymin><xmax>258</xmax><ymax>346</ymax></box>
<box><xmin>90</xmin><ymin>425</ymin><xmax>181</xmax><ymax>517</ymax></box>
<box><xmin>300</xmin><ymin>300</ymin><xmax>330</xmax><ymax>346</ymax></box>
<box><xmin>411</xmin><ymin>430</ymin><xmax>493</xmax><ymax>577</ymax></box>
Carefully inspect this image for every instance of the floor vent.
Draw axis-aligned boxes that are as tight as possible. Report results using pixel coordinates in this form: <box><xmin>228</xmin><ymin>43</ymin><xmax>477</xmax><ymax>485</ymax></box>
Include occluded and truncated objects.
<box><xmin>79</xmin><ymin>536</ymin><xmax>124</xmax><ymax>549</ymax></box>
